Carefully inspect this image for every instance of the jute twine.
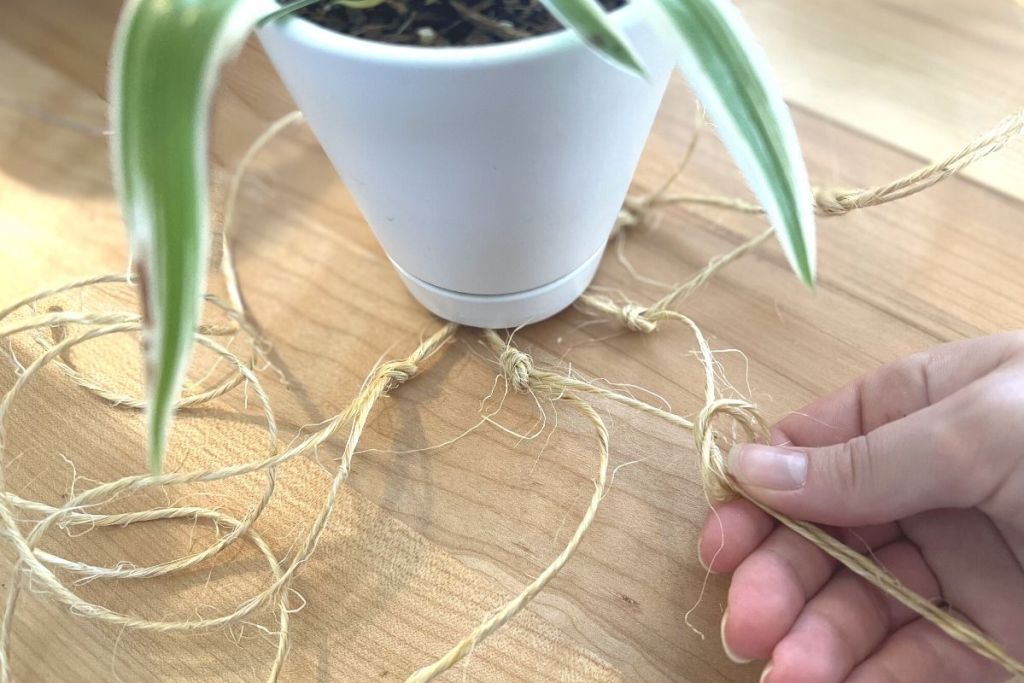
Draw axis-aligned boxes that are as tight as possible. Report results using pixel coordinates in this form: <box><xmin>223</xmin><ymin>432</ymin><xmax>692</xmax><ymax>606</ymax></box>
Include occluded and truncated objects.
<box><xmin>589</xmin><ymin>108</ymin><xmax>1024</xmax><ymax>332</ymax></box>
<box><xmin>0</xmin><ymin>105</ymin><xmax>1022</xmax><ymax>681</ymax></box>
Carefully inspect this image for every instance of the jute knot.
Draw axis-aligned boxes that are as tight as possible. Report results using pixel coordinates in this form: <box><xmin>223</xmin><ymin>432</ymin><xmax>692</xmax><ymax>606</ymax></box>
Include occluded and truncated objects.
<box><xmin>611</xmin><ymin>208</ymin><xmax>639</xmax><ymax>236</ymax></box>
<box><xmin>609</xmin><ymin>195</ymin><xmax>651</xmax><ymax>239</ymax></box>
<box><xmin>692</xmin><ymin>398</ymin><xmax>766</xmax><ymax>503</ymax></box>
<box><xmin>380</xmin><ymin>360</ymin><xmax>418</xmax><ymax>394</ymax></box>
<box><xmin>813</xmin><ymin>186</ymin><xmax>860</xmax><ymax>216</ymax></box>
<box><xmin>575</xmin><ymin>295</ymin><xmax>658</xmax><ymax>333</ymax></box>
<box><xmin>618</xmin><ymin>304</ymin><xmax>658</xmax><ymax>334</ymax></box>
<box><xmin>498</xmin><ymin>347</ymin><xmax>534</xmax><ymax>393</ymax></box>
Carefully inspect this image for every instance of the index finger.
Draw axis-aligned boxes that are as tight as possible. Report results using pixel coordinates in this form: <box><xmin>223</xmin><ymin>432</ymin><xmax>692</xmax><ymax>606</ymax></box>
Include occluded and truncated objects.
<box><xmin>771</xmin><ymin>332</ymin><xmax>1023</xmax><ymax>449</ymax></box>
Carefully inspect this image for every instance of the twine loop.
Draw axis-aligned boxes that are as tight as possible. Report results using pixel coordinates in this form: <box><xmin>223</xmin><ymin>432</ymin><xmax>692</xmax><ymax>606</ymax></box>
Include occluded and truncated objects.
<box><xmin>692</xmin><ymin>397</ymin><xmax>765</xmax><ymax>503</ymax></box>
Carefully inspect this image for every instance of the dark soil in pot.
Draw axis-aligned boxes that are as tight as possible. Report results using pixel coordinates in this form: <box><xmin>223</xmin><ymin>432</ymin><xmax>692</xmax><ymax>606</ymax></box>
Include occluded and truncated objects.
<box><xmin>284</xmin><ymin>0</ymin><xmax>627</xmax><ymax>46</ymax></box>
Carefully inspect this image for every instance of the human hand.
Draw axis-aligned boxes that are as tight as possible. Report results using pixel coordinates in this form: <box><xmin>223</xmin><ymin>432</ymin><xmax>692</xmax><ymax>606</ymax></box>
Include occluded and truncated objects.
<box><xmin>699</xmin><ymin>332</ymin><xmax>1024</xmax><ymax>682</ymax></box>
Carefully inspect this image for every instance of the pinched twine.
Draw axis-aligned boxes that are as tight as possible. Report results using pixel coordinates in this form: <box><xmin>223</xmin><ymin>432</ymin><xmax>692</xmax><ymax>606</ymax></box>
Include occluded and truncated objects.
<box><xmin>477</xmin><ymin>308</ymin><xmax>1024</xmax><ymax>676</ymax></box>
<box><xmin>571</xmin><ymin>108</ymin><xmax>1024</xmax><ymax>675</ymax></box>
<box><xmin>0</xmin><ymin>104</ymin><xmax>1022</xmax><ymax>682</ymax></box>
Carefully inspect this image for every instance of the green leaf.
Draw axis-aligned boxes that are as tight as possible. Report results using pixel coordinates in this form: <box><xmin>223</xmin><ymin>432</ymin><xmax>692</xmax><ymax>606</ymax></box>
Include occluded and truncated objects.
<box><xmin>259</xmin><ymin>0</ymin><xmax>325</xmax><ymax>26</ymax></box>
<box><xmin>645</xmin><ymin>0</ymin><xmax>816</xmax><ymax>286</ymax></box>
<box><xmin>538</xmin><ymin>0</ymin><xmax>647</xmax><ymax>77</ymax></box>
<box><xmin>333</xmin><ymin>0</ymin><xmax>387</xmax><ymax>9</ymax></box>
<box><xmin>110</xmin><ymin>0</ymin><xmax>266</xmax><ymax>472</ymax></box>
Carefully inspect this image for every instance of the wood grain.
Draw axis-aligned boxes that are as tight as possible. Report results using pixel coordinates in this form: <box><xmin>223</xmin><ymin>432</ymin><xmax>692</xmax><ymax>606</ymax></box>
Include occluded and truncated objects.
<box><xmin>0</xmin><ymin>1</ymin><xmax>1022</xmax><ymax>681</ymax></box>
<box><xmin>741</xmin><ymin>0</ymin><xmax>1024</xmax><ymax>202</ymax></box>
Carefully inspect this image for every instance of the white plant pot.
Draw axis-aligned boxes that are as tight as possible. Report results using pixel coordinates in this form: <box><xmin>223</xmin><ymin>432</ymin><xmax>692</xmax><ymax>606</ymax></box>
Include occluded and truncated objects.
<box><xmin>258</xmin><ymin>4</ymin><xmax>673</xmax><ymax>327</ymax></box>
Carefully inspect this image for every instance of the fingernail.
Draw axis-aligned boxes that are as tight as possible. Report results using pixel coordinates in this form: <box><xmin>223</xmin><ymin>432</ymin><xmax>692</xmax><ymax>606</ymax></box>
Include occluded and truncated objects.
<box><xmin>759</xmin><ymin>663</ymin><xmax>773</xmax><ymax>683</ymax></box>
<box><xmin>727</xmin><ymin>444</ymin><xmax>807</xmax><ymax>491</ymax></box>
<box><xmin>697</xmin><ymin>550</ymin><xmax>719</xmax><ymax>575</ymax></box>
<box><xmin>720</xmin><ymin>609</ymin><xmax>752</xmax><ymax>664</ymax></box>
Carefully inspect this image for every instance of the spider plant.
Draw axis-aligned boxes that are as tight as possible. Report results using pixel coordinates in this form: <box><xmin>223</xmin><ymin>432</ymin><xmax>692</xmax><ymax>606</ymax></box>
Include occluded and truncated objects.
<box><xmin>111</xmin><ymin>0</ymin><xmax>815</xmax><ymax>472</ymax></box>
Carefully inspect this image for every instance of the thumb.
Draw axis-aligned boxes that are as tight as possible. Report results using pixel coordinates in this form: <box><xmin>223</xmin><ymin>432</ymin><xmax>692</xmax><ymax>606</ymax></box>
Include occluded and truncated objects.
<box><xmin>725</xmin><ymin>403</ymin><xmax>980</xmax><ymax>526</ymax></box>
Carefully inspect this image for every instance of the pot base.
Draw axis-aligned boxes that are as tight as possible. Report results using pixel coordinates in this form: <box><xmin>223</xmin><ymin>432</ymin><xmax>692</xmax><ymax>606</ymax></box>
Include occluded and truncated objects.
<box><xmin>391</xmin><ymin>246</ymin><xmax>605</xmax><ymax>329</ymax></box>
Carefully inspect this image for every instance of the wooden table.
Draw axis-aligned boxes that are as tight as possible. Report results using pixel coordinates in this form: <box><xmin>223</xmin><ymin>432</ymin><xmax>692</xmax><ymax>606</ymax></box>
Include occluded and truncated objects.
<box><xmin>1</xmin><ymin>1</ymin><xmax>1021</xmax><ymax>681</ymax></box>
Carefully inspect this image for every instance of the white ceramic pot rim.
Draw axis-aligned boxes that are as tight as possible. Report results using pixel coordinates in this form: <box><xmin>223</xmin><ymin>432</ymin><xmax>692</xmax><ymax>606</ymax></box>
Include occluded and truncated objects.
<box><xmin>263</xmin><ymin>1</ymin><xmax>646</xmax><ymax>68</ymax></box>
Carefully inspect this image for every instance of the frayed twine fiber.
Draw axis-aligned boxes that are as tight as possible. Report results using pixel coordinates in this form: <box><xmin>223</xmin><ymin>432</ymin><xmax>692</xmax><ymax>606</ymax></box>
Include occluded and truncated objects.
<box><xmin>0</xmin><ymin>106</ymin><xmax>1022</xmax><ymax>682</ymax></box>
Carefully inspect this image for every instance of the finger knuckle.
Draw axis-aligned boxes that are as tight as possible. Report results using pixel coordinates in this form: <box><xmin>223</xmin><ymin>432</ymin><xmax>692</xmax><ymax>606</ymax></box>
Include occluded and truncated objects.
<box><xmin>1005</xmin><ymin>329</ymin><xmax>1024</xmax><ymax>356</ymax></box>
<box><xmin>824</xmin><ymin>435</ymin><xmax>875</xmax><ymax>499</ymax></box>
<box><xmin>927</xmin><ymin>420</ymin><xmax>977</xmax><ymax>501</ymax></box>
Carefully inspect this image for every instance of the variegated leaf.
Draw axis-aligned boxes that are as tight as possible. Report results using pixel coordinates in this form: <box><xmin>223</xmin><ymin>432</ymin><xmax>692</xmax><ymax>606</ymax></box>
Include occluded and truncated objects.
<box><xmin>644</xmin><ymin>0</ymin><xmax>816</xmax><ymax>285</ymax></box>
<box><xmin>111</xmin><ymin>0</ymin><xmax>267</xmax><ymax>472</ymax></box>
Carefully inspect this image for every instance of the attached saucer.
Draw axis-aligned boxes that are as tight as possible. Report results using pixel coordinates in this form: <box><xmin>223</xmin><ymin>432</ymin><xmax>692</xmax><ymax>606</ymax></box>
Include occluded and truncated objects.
<box><xmin>390</xmin><ymin>246</ymin><xmax>605</xmax><ymax>329</ymax></box>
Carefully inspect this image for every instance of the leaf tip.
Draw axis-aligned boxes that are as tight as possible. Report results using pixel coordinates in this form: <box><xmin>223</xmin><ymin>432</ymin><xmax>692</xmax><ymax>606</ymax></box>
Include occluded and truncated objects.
<box><xmin>800</xmin><ymin>265</ymin><xmax>816</xmax><ymax>290</ymax></box>
<box><xmin>792</xmin><ymin>232</ymin><xmax>816</xmax><ymax>290</ymax></box>
<box><xmin>612</xmin><ymin>45</ymin><xmax>649</xmax><ymax>80</ymax></box>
